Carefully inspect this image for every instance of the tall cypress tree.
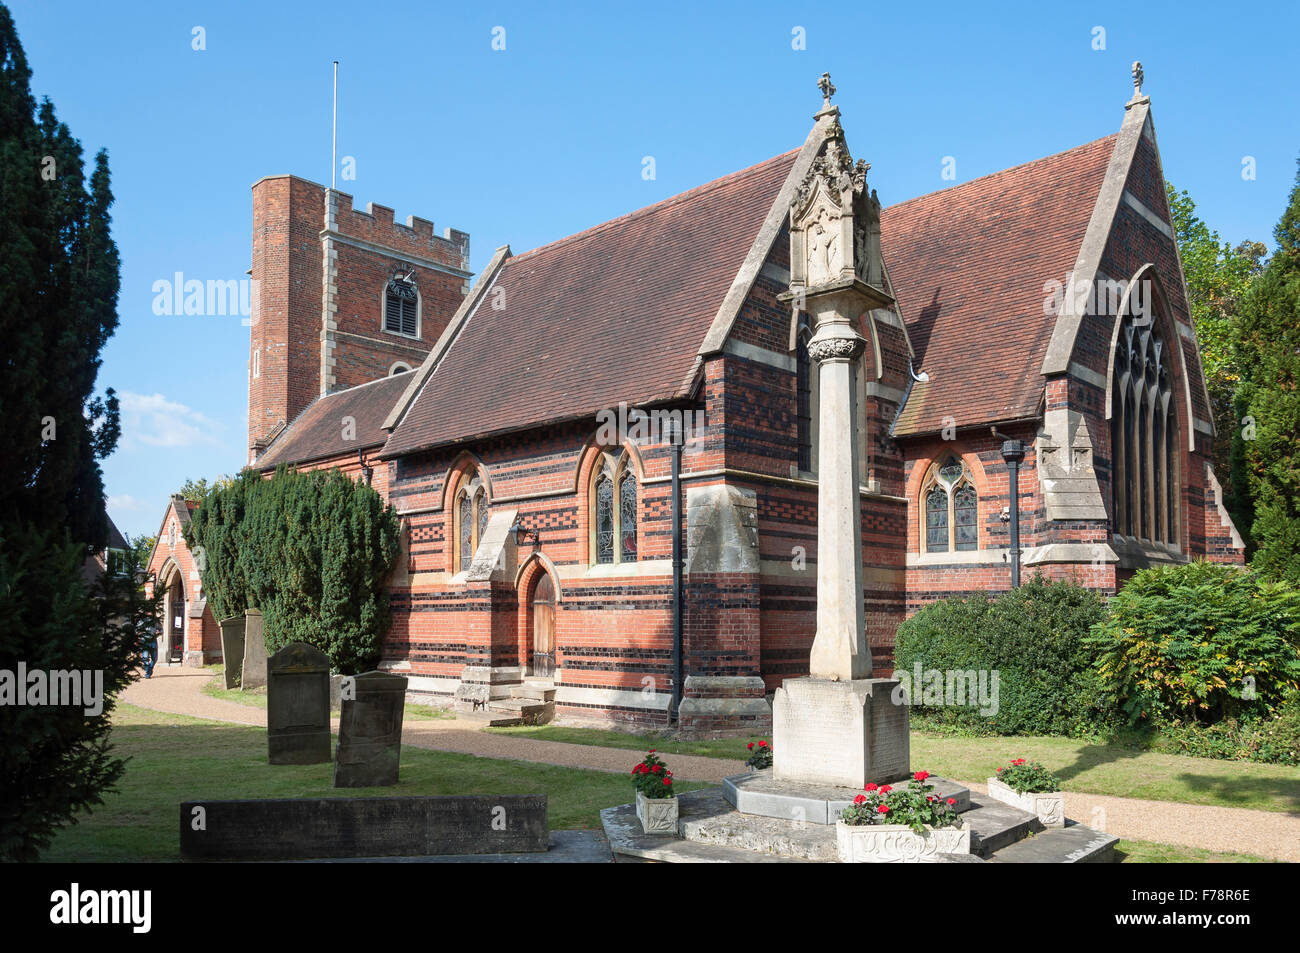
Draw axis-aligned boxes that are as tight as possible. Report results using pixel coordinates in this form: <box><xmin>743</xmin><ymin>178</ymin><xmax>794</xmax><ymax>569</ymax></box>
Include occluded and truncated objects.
<box><xmin>1238</xmin><ymin>159</ymin><xmax>1300</xmax><ymax>583</ymax></box>
<box><xmin>0</xmin><ymin>3</ymin><xmax>142</xmax><ymax>861</ymax></box>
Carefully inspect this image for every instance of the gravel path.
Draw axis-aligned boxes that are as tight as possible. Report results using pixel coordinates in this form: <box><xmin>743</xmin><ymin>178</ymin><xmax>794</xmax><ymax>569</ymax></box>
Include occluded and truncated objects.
<box><xmin>122</xmin><ymin>667</ymin><xmax>1300</xmax><ymax>861</ymax></box>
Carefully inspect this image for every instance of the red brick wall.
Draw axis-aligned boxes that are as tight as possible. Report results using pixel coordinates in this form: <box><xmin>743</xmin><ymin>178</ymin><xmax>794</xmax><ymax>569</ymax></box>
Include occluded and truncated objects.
<box><xmin>248</xmin><ymin>175</ymin><xmax>468</xmax><ymax>460</ymax></box>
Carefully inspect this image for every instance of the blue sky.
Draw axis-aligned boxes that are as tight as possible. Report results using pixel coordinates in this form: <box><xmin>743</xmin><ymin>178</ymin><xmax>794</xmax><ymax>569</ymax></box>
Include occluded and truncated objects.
<box><xmin>8</xmin><ymin>0</ymin><xmax>1298</xmax><ymax>539</ymax></box>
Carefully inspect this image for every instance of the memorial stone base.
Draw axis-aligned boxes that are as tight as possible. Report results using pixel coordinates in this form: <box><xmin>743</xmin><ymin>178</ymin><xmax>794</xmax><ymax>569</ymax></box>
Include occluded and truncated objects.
<box><xmin>772</xmin><ymin>677</ymin><xmax>910</xmax><ymax>788</ymax></box>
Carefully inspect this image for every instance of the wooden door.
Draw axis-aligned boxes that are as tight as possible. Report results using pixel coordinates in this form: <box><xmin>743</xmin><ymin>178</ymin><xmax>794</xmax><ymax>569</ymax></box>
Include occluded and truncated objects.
<box><xmin>531</xmin><ymin>574</ymin><xmax>555</xmax><ymax>677</ymax></box>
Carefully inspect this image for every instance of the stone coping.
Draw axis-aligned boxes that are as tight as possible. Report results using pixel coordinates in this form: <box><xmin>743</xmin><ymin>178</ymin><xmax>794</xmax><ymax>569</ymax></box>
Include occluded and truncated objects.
<box><xmin>723</xmin><ymin>769</ymin><xmax>971</xmax><ymax>825</ymax></box>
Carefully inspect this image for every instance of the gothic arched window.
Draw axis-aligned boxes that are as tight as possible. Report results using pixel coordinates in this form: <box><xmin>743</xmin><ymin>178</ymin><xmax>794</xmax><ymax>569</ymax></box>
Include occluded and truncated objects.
<box><xmin>451</xmin><ymin>473</ymin><xmax>488</xmax><ymax>573</ymax></box>
<box><xmin>591</xmin><ymin>452</ymin><xmax>638</xmax><ymax>566</ymax></box>
<box><xmin>1110</xmin><ymin>311</ymin><xmax>1177</xmax><ymax>544</ymax></box>
<box><xmin>921</xmin><ymin>456</ymin><xmax>978</xmax><ymax>553</ymax></box>
<box><xmin>384</xmin><ymin>277</ymin><xmax>419</xmax><ymax>337</ymax></box>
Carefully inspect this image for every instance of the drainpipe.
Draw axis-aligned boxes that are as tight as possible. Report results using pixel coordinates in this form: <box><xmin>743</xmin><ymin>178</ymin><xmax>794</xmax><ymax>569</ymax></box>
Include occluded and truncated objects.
<box><xmin>670</xmin><ymin>420</ymin><xmax>684</xmax><ymax>723</ymax></box>
<box><xmin>1000</xmin><ymin>438</ymin><xmax>1026</xmax><ymax>588</ymax></box>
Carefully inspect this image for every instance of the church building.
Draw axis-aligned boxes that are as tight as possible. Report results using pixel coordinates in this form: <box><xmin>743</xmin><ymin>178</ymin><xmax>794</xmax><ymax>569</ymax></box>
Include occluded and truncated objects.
<box><xmin>184</xmin><ymin>70</ymin><xmax>1245</xmax><ymax>733</ymax></box>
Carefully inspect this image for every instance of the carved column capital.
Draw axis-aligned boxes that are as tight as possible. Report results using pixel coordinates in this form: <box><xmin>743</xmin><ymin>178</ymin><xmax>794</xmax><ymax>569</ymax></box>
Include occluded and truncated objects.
<box><xmin>807</xmin><ymin>335</ymin><xmax>865</xmax><ymax>364</ymax></box>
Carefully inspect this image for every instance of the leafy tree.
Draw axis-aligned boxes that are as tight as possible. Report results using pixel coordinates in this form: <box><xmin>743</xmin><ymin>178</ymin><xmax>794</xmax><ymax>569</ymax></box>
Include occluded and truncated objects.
<box><xmin>126</xmin><ymin>532</ymin><xmax>156</xmax><ymax>570</ymax></box>
<box><xmin>178</xmin><ymin>474</ymin><xmax>233</xmax><ymax>504</ymax></box>
<box><xmin>183</xmin><ymin>470</ymin><xmax>257</xmax><ymax>620</ymax></box>
<box><xmin>1236</xmin><ymin>160</ymin><xmax>1300</xmax><ymax>583</ymax></box>
<box><xmin>1088</xmin><ymin>562</ymin><xmax>1300</xmax><ymax>724</ymax></box>
<box><xmin>1166</xmin><ymin>182</ymin><xmax>1265</xmax><ymax>538</ymax></box>
<box><xmin>0</xmin><ymin>3</ymin><xmax>144</xmax><ymax>860</ymax></box>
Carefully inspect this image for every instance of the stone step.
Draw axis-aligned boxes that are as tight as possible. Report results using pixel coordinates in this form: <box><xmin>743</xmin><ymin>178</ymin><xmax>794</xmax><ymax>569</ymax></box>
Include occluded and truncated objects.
<box><xmin>986</xmin><ymin>823</ymin><xmax>1120</xmax><ymax>864</ymax></box>
<box><xmin>961</xmin><ymin>797</ymin><xmax>1043</xmax><ymax>858</ymax></box>
<box><xmin>488</xmin><ymin>697</ymin><xmax>555</xmax><ymax>725</ymax></box>
<box><xmin>511</xmin><ymin>684</ymin><xmax>557</xmax><ymax>702</ymax></box>
<box><xmin>453</xmin><ymin>709</ymin><xmax>524</xmax><ymax>728</ymax></box>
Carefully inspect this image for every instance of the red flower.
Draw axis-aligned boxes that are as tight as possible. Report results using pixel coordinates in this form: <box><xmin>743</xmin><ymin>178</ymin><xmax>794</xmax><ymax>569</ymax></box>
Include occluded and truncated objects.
<box><xmin>876</xmin><ymin>804</ymin><xmax>890</xmax><ymax>814</ymax></box>
<box><xmin>864</xmin><ymin>783</ymin><xmax>878</xmax><ymax>792</ymax></box>
<box><xmin>653</xmin><ymin>765</ymin><xmax>662</xmax><ymax>774</ymax></box>
<box><xmin>927</xmin><ymin>796</ymin><xmax>936</xmax><ymax>803</ymax></box>
<box><xmin>996</xmin><ymin>767</ymin><xmax>1003</xmax><ymax>772</ymax></box>
<box><xmin>879</xmin><ymin>785</ymin><xmax>893</xmax><ymax>794</ymax></box>
<box><xmin>853</xmin><ymin>794</ymin><xmax>867</xmax><ymax>806</ymax></box>
<box><xmin>747</xmin><ymin>742</ymin><xmax>754</xmax><ymax>750</ymax></box>
<box><xmin>1011</xmin><ymin>758</ymin><xmax>1026</xmax><ymax>766</ymax></box>
<box><xmin>914</xmin><ymin>770</ymin><xmax>930</xmax><ymax>782</ymax></box>
<box><xmin>648</xmin><ymin>749</ymin><xmax>656</xmax><ymax>754</ymax></box>
<box><xmin>758</xmin><ymin>741</ymin><xmax>768</xmax><ymax>748</ymax></box>
<box><xmin>664</xmin><ymin>778</ymin><xmax>673</xmax><ymax>787</ymax></box>
<box><xmin>946</xmin><ymin>798</ymin><xmax>956</xmax><ymax>806</ymax></box>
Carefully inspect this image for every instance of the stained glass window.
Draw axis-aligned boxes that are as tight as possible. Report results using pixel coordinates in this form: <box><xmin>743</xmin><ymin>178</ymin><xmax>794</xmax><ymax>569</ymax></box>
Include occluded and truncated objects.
<box><xmin>475</xmin><ymin>490</ymin><xmax>489</xmax><ymax>547</ymax></box>
<box><xmin>938</xmin><ymin>458</ymin><xmax>963</xmax><ymax>485</ymax></box>
<box><xmin>458</xmin><ymin>492</ymin><xmax>473</xmax><ymax>568</ymax></box>
<box><xmin>620</xmin><ymin>472</ymin><xmax>637</xmax><ymax>561</ymax></box>
<box><xmin>926</xmin><ymin>486</ymin><xmax>948</xmax><ymax>553</ymax></box>
<box><xmin>595</xmin><ymin>475</ymin><xmax>614</xmax><ymax>564</ymax></box>
<box><xmin>954</xmin><ymin>483</ymin><xmax>978</xmax><ymax>551</ymax></box>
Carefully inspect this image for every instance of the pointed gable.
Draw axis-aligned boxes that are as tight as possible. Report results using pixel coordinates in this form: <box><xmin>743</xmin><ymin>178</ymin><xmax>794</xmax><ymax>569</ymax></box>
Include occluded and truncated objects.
<box><xmin>883</xmin><ymin>135</ymin><xmax>1117</xmax><ymax>436</ymax></box>
<box><xmin>381</xmin><ymin>151</ymin><xmax>799</xmax><ymax>457</ymax></box>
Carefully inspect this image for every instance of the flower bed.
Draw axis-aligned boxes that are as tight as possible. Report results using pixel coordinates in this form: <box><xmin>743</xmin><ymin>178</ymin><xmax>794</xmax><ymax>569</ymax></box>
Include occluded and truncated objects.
<box><xmin>836</xmin><ymin>771</ymin><xmax>970</xmax><ymax>862</ymax></box>
<box><xmin>986</xmin><ymin>759</ymin><xmax>1064</xmax><ymax>828</ymax></box>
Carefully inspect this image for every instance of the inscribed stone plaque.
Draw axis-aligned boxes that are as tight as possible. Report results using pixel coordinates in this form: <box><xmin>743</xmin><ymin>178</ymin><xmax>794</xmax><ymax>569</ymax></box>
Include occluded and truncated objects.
<box><xmin>267</xmin><ymin>641</ymin><xmax>331</xmax><ymax>765</ymax></box>
<box><xmin>772</xmin><ymin>677</ymin><xmax>909</xmax><ymax>788</ymax></box>
<box><xmin>334</xmin><ymin>671</ymin><xmax>407</xmax><ymax>787</ymax></box>
<box><xmin>218</xmin><ymin>616</ymin><xmax>246</xmax><ymax>689</ymax></box>
<box><xmin>241</xmin><ymin>608</ymin><xmax>268</xmax><ymax>689</ymax></box>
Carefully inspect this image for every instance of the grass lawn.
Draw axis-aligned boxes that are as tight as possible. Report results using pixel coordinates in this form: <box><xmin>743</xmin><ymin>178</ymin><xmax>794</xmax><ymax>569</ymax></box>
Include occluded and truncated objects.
<box><xmin>1114</xmin><ymin>840</ymin><xmax>1271</xmax><ymax>863</ymax></box>
<box><xmin>40</xmin><ymin>704</ymin><xmax>703</xmax><ymax>863</ymax></box>
<box><xmin>488</xmin><ymin>724</ymin><xmax>1300</xmax><ymax>815</ymax></box>
<box><xmin>201</xmin><ymin>668</ymin><xmax>450</xmax><ymax>721</ymax></box>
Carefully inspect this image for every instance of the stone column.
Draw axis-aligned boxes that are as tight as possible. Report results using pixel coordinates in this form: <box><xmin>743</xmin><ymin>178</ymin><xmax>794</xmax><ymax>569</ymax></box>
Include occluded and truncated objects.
<box><xmin>805</xmin><ymin>295</ymin><xmax>869</xmax><ymax>681</ymax></box>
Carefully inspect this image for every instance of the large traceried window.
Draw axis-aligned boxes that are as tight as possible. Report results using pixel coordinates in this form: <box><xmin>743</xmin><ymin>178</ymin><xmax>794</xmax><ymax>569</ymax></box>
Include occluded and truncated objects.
<box><xmin>1110</xmin><ymin>311</ymin><xmax>1178</xmax><ymax>544</ymax></box>
<box><xmin>384</xmin><ymin>277</ymin><xmax>419</xmax><ymax>337</ymax></box>
<box><xmin>921</xmin><ymin>456</ymin><xmax>979</xmax><ymax>553</ymax></box>
<box><xmin>591</xmin><ymin>452</ymin><xmax>638</xmax><ymax>565</ymax></box>
<box><xmin>451</xmin><ymin>473</ymin><xmax>488</xmax><ymax>573</ymax></box>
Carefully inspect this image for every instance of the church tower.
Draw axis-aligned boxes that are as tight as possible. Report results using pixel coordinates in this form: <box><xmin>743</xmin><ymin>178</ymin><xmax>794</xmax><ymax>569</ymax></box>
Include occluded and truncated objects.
<box><xmin>247</xmin><ymin>176</ymin><xmax>470</xmax><ymax>462</ymax></box>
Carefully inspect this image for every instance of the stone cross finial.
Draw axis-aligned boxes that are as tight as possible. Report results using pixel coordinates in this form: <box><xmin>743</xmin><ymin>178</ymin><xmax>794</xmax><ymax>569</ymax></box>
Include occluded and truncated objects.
<box><xmin>1131</xmin><ymin>61</ymin><xmax>1144</xmax><ymax>98</ymax></box>
<box><xmin>818</xmin><ymin>72</ymin><xmax>836</xmax><ymax>109</ymax></box>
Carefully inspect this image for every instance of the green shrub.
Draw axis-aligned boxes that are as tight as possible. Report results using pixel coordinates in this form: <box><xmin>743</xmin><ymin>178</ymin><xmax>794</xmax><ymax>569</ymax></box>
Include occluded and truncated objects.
<box><xmin>893</xmin><ymin>577</ymin><xmax>1116</xmax><ymax>737</ymax></box>
<box><xmin>1087</xmin><ymin>562</ymin><xmax>1300</xmax><ymax>725</ymax></box>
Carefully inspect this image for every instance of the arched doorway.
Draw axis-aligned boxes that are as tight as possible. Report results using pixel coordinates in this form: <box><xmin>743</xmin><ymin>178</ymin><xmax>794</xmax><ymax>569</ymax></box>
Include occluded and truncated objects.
<box><xmin>530</xmin><ymin>573</ymin><xmax>556</xmax><ymax>677</ymax></box>
<box><xmin>159</xmin><ymin>563</ymin><xmax>186</xmax><ymax>664</ymax></box>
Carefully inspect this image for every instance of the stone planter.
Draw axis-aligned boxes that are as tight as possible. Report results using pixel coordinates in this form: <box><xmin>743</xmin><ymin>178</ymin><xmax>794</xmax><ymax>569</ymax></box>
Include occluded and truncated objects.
<box><xmin>635</xmin><ymin>791</ymin><xmax>679</xmax><ymax>835</ymax></box>
<box><xmin>986</xmin><ymin>777</ymin><xmax>1065</xmax><ymax>828</ymax></box>
<box><xmin>835</xmin><ymin>820</ymin><xmax>970</xmax><ymax>862</ymax></box>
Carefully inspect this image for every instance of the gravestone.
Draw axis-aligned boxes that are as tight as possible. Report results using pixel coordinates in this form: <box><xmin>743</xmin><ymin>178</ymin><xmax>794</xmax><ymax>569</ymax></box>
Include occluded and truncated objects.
<box><xmin>335</xmin><ymin>671</ymin><xmax>407</xmax><ymax>787</ymax></box>
<box><xmin>267</xmin><ymin>641</ymin><xmax>331</xmax><ymax>765</ymax></box>
<box><xmin>241</xmin><ymin>608</ymin><xmax>268</xmax><ymax>689</ymax></box>
<box><xmin>218</xmin><ymin>616</ymin><xmax>246</xmax><ymax>689</ymax></box>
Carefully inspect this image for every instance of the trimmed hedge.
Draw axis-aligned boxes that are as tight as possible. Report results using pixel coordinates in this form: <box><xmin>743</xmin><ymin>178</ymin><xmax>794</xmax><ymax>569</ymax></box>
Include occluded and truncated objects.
<box><xmin>893</xmin><ymin>577</ymin><xmax>1116</xmax><ymax>737</ymax></box>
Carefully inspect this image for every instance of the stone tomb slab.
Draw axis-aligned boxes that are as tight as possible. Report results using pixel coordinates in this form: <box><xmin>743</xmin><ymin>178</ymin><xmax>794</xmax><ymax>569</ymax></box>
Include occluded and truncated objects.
<box><xmin>334</xmin><ymin>671</ymin><xmax>407</xmax><ymax>788</ymax></box>
<box><xmin>267</xmin><ymin>642</ymin><xmax>331</xmax><ymax>765</ymax></box>
<box><xmin>180</xmin><ymin>794</ymin><xmax>548</xmax><ymax>860</ymax></box>
<box><xmin>723</xmin><ymin>769</ymin><xmax>971</xmax><ymax>825</ymax></box>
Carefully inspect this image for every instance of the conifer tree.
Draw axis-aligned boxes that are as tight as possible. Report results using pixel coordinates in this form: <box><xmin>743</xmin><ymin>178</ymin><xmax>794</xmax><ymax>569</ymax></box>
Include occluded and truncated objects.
<box><xmin>0</xmin><ymin>3</ymin><xmax>142</xmax><ymax>861</ymax></box>
<box><xmin>1237</xmin><ymin>160</ymin><xmax>1300</xmax><ymax>582</ymax></box>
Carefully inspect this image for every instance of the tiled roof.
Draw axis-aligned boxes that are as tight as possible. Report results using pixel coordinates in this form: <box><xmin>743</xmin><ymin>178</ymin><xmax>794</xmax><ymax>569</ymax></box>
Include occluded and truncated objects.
<box><xmin>382</xmin><ymin>151</ymin><xmax>799</xmax><ymax>457</ymax></box>
<box><xmin>256</xmin><ymin>371</ymin><xmax>416</xmax><ymax>469</ymax></box>
<box><xmin>882</xmin><ymin>135</ymin><xmax>1117</xmax><ymax>436</ymax></box>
